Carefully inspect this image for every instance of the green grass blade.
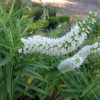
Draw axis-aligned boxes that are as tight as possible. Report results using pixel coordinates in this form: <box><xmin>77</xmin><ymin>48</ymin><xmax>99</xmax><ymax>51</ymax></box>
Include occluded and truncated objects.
<box><xmin>0</xmin><ymin>5</ymin><xmax>7</xmax><ymax>18</ymax></box>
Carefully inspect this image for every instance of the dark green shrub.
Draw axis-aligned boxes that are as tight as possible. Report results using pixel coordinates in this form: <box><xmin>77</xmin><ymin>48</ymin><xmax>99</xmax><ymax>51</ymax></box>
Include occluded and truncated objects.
<box><xmin>47</xmin><ymin>16</ymin><xmax>60</xmax><ymax>24</ymax></box>
<box><xmin>35</xmin><ymin>20</ymin><xmax>49</xmax><ymax>29</ymax></box>
<box><xmin>58</xmin><ymin>15</ymin><xmax>70</xmax><ymax>22</ymax></box>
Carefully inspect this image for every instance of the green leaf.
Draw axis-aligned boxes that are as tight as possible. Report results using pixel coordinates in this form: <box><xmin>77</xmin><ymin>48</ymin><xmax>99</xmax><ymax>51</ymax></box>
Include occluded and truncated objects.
<box><xmin>92</xmin><ymin>91</ymin><xmax>100</xmax><ymax>100</ymax></box>
<box><xmin>61</xmin><ymin>76</ymin><xmax>72</xmax><ymax>89</ymax></box>
<box><xmin>9</xmin><ymin>19</ymin><xmax>14</xmax><ymax>44</ymax></box>
<box><xmin>45</xmin><ymin>70</ymin><xmax>60</xmax><ymax>81</ymax></box>
<box><xmin>21</xmin><ymin>70</ymin><xmax>48</xmax><ymax>83</ymax></box>
<box><xmin>17</xmin><ymin>20</ymin><xmax>21</xmax><ymax>35</ymax></box>
<box><xmin>8</xmin><ymin>0</ymin><xmax>15</xmax><ymax>18</ymax></box>
<box><xmin>14</xmin><ymin>85</ymin><xmax>35</xmax><ymax>100</ymax></box>
<box><xmin>12</xmin><ymin>65</ymin><xmax>26</xmax><ymax>74</ymax></box>
<box><xmin>0</xmin><ymin>40</ymin><xmax>11</xmax><ymax>49</ymax></box>
<box><xmin>0</xmin><ymin>54</ymin><xmax>12</xmax><ymax>67</ymax></box>
<box><xmin>77</xmin><ymin>69</ymin><xmax>89</xmax><ymax>85</ymax></box>
<box><xmin>93</xmin><ymin>76</ymin><xmax>100</xmax><ymax>85</ymax></box>
<box><xmin>17</xmin><ymin>80</ymin><xmax>47</xmax><ymax>94</ymax></box>
<box><xmin>64</xmin><ymin>73</ymin><xmax>82</xmax><ymax>90</ymax></box>
<box><xmin>25</xmin><ymin>54</ymin><xmax>34</xmax><ymax>60</ymax></box>
<box><xmin>24</xmin><ymin>67</ymin><xmax>43</xmax><ymax>77</ymax></box>
<box><xmin>56</xmin><ymin>84</ymin><xmax>67</xmax><ymax>99</ymax></box>
<box><xmin>0</xmin><ymin>66</ymin><xmax>2</xmax><ymax>75</ymax></box>
<box><xmin>63</xmin><ymin>89</ymin><xmax>82</xmax><ymax>92</ymax></box>
<box><xmin>12</xmin><ymin>8</ymin><xmax>25</xmax><ymax>18</ymax></box>
<box><xmin>0</xmin><ymin>47</ymin><xmax>8</xmax><ymax>54</ymax></box>
<box><xmin>7</xmin><ymin>61</ymin><xmax>13</xmax><ymax>100</ymax></box>
<box><xmin>48</xmin><ymin>79</ymin><xmax>58</xmax><ymax>90</ymax></box>
<box><xmin>81</xmin><ymin>84</ymin><xmax>93</xmax><ymax>97</ymax></box>
<box><xmin>65</xmin><ymin>94</ymin><xmax>81</xmax><ymax>100</ymax></box>
<box><xmin>20</xmin><ymin>61</ymin><xmax>51</xmax><ymax>70</ymax></box>
<box><xmin>0</xmin><ymin>5</ymin><xmax>7</xmax><ymax>18</ymax></box>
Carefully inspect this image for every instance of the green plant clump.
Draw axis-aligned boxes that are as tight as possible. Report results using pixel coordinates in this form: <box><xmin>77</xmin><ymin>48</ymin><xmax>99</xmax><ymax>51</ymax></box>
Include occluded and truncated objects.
<box><xmin>23</xmin><ymin>8</ymin><xmax>30</xmax><ymax>15</ymax></box>
<box><xmin>58</xmin><ymin>15</ymin><xmax>70</xmax><ymax>22</ymax></box>
<box><xmin>47</xmin><ymin>16</ymin><xmax>60</xmax><ymax>24</ymax></box>
<box><xmin>29</xmin><ymin>7</ymin><xmax>43</xmax><ymax>20</ymax></box>
<box><xmin>35</xmin><ymin>19</ymin><xmax>49</xmax><ymax>29</ymax></box>
<box><xmin>26</xmin><ymin>22</ymin><xmax>37</xmax><ymax>31</ymax></box>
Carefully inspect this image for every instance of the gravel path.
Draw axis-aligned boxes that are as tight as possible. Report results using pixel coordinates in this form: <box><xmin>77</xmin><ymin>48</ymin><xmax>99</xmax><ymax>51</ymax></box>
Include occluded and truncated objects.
<box><xmin>56</xmin><ymin>0</ymin><xmax>100</xmax><ymax>20</ymax></box>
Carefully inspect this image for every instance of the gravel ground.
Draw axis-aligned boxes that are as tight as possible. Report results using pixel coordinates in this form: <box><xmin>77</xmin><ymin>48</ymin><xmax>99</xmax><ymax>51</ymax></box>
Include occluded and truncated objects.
<box><xmin>56</xmin><ymin>0</ymin><xmax>100</xmax><ymax>20</ymax></box>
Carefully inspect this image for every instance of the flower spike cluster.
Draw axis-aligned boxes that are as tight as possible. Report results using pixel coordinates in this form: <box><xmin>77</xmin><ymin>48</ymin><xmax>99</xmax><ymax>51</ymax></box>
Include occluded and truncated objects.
<box><xmin>18</xmin><ymin>12</ymin><xmax>96</xmax><ymax>56</ymax></box>
<box><xmin>19</xmin><ymin>24</ymin><xmax>87</xmax><ymax>56</ymax></box>
<box><xmin>58</xmin><ymin>42</ymin><xmax>100</xmax><ymax>73</ymax></box>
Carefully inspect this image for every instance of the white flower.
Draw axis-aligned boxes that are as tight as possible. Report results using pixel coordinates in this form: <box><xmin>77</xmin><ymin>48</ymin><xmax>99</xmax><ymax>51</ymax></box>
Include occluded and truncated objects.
<box><xmin>83</xmin><ymin>20</ymin><xmax>85</xmax><ymax>24</ymax></box>
<box><xmin>58</xmin><ymin>54</ymin><xmax>84</xmax><ymax>73</ymax></box>
<box><xmin>87</xmin><ymin>26</ymin><xmax>91</xmax><ymax>30</ymax></box>
<box><xmin>92</xmin><ymin>42</ymin><xmax>99</xmax><ymax>48</ymax></box>
<box><xmin>58</xmin><ymin>42</ymin><xmax>100</xmax><ymax>73</ymax></box>
<box><xmin>87</xmin><ymin>16</ymin><xmax>89</xmax><ymax>18</ymax></box>
<box><xmin>78</xmin><ymin>22</ymin><xmax>82</xmax><ymax>26</ymax></box>
<box><xmin>18</xmin><ymin>48</ymin><xmax>22</xmax><ymax>53</ymax></box>
<box><xmin>57</xmin><ymin>24</ymin><xmax>61</xmax><ymax>27</ymax></box>
<box><xmin>67</xmin><ymin>37</ymin><xmax>73</xmax><ymax>43</ymax></box>
<box><xmin>85</xmin><ymin>18</ymin><xmax>88</xmax><ymax>20</ymax></box>
<box><xmin>86</xmin><ymin>30</ymin><xmax>89</xmax><ymax>33</ymax></box>
<box><xmin>19</xmin><ymin>26</ymin><xmax>87</xmax><ymax>56</ymax></box>
<box><xmin>94</xmin><ymin>13</ymin><xmax>97</xmax><ymax>16</ymax></box>
<box><xmin>92</xmin><ymin>18</ymin><xmax>96</xmax><ymax>23</ymax></box>
<box><xmin>89</xmin><ymin>10</ymin><xmax>92</xmax><ymax>14</ymax></box>
<box><xmin>82</xmin><ymin>28</ymin><xmax>85</xmax><ymax>31</ymax></box>
<box><xmin>73</xmin><ymin>23</ymin><xmax>80</xmax><ymax>30</ymax></box>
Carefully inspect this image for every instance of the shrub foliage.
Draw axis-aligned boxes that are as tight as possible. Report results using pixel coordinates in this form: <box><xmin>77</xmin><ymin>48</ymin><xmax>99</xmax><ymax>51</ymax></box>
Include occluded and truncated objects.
<box><xmin>58</xmin><ymin>15</ymin><xmax>70</xmax><ymax>22</ymax></box>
